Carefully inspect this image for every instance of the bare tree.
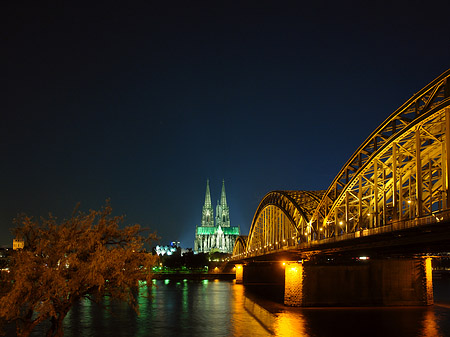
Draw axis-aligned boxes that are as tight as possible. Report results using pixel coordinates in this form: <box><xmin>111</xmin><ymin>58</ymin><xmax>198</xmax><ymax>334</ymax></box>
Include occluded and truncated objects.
<box><xmin>0</xmin><ymin>202</ymin><xmax>158</xmax><ymax>337</ymax></box>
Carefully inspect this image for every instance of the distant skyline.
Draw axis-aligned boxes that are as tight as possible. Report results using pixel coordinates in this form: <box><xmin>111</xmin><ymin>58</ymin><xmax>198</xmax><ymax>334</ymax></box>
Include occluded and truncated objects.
<box><xmin>3</xmin><ymin>1</ymin><xmax>450</xmax><ymax>248</ymax></box>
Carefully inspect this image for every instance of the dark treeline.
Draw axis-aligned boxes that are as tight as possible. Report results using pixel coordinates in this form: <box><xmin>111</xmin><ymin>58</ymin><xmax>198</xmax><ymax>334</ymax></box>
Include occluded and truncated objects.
<box><xmin>156</xmin><ymin>248</ymin><xmax>230</xmax><ymax>270</ymax></box>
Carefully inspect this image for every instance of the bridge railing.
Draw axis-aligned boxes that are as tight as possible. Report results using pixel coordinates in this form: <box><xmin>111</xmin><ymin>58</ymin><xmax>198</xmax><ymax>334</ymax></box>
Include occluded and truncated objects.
<box><xmin>391</xmin><ymin>210</ymin><xmax>450</xmax><ymax>230</ymax></box>
<box><xmin>296</xmin><ymin>209</ymin><xmax>450</xmax><ymax>251</ymax></box>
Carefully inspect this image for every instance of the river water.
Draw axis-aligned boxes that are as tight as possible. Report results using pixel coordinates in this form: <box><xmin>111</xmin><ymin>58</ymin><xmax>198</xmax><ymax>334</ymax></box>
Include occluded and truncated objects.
<box><xmin>17</xmin><ymin>275</ymin><xmax>450</xmax><ymax>336</ymax></box>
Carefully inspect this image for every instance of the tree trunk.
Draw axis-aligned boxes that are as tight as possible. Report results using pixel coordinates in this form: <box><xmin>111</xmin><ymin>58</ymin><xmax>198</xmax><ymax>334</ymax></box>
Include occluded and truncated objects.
<box><xmin>46</xmin><ymin>317</ymin><xmax>56</xmax><ymax>337</ymax></box>
<box><xmin>16</xmin><ymin>310</ymin><xmax>35</xmax><ymax>337</ymax></box>
<box><xmin>46</xmin><ymin>311</ymin><xmax>68</xmax><ymax>337</ymax></box>
<box><xmin>16</xmin><ymin>325</ymin><xmax>33</xmax><ymax>337</ymax></box>
<box><xmin>16</xmin><ymin>318</ymin><xmax>45</xmax><ymax>337</ymax></box>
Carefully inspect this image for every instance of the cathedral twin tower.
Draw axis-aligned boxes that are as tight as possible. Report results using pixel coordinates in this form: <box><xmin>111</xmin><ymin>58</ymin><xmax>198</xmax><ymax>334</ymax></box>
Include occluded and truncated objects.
<box><xmin>194</xmin><ymin>180</ymin><xmax>240</xmax><ymax>254</ymax></box>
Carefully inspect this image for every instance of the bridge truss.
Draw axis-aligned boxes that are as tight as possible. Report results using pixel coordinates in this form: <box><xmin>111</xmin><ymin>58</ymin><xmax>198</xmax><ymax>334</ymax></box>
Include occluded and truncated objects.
<box><xmin>232</xmin><ymin>236</ymin><xmax>247</xmax><ymax>257</ymax></box>
<box><xmin>235</xmin><ymin>69</ymin><xmax>450</xmax><ymax>258</ymax></box>
<box><xmin>236</xmin><ymin>190</ymin><xmax>325</xmax><ymax>256</ymax></box>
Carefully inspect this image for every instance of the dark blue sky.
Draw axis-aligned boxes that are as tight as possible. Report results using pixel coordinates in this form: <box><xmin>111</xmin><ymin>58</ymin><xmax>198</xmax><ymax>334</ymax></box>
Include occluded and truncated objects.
<box><xmin>2</xmin><ymin>1</ymin><xmax>450</xmax><ymax>248</ymax></box>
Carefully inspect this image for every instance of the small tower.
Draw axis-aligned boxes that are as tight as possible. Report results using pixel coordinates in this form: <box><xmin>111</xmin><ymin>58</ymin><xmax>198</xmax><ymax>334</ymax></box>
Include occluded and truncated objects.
<box><xmin>201</xmin><ymin>179</ymin><xmax>214</xmax><ymax>227</ymax></box>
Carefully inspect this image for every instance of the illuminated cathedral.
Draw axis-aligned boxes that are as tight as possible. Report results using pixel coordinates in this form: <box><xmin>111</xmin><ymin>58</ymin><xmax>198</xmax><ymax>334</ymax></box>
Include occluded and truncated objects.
<box><xmin>194</xmin><ymin>180</ymin><xmax>240</xmax><ymax>253</ymax></box>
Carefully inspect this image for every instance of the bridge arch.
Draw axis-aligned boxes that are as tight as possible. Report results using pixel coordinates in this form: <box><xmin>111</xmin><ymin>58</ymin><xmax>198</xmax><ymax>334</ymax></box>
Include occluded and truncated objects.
<box><xmin>310</xmin><ymin>69</ymin><xmax>450</xmax><ymax>240</ymax></box>
<box><xmin>232</xmin><ymin>236</ymin><xmax>247</xmax><ymax>258</ymax></box>
<box><xmin>246</xmin><ymin>191</ymin><xmax>324</xmax><ymax>254</ymax></box>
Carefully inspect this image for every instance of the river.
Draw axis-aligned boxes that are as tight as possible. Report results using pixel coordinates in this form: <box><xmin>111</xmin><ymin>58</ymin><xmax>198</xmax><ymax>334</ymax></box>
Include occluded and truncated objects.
<box><xmin>12</xmin><ymin>274</ymin><xmax>450</xmax><ymax>336</ymax></box>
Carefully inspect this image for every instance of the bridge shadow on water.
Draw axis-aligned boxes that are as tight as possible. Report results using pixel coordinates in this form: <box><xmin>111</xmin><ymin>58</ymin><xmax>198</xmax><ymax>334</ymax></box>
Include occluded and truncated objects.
<box><xmin>242</xmin><ymin>271</ymin><xmax>450</xmax><ymax>337</ymax></box>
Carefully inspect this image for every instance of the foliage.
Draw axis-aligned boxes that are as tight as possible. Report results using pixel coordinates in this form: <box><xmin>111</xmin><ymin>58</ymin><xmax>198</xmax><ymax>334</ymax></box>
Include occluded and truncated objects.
<box><xmin>182</xmin><ymin>251</ymin><xmax>209</xmax><ymax>269</ymax></box>
<box><xmin>208</xmin><ymin>251</ymin><xmax>230</xmax><ymax>262</ymax></box>
<box><xmin>0</xmin><ymin>203</ymin><xmax>157</xmax><ymax>337</ymax></box>
<box><xmin>159</xmin><ymin>250</ymin><xmax>227</xmax><ymax>270</ymax></box>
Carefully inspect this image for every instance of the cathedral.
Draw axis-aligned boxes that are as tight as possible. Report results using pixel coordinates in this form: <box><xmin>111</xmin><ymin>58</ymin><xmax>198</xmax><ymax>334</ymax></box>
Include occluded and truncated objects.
<box><xmin>194</xmin><ymin>180</ymin><xmax>240</xmax><ymax>254</ymax></box>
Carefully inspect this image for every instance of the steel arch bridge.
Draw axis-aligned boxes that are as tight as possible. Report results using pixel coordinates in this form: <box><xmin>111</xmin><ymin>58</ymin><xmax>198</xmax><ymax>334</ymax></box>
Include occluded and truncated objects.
<box><xmin>232</xmin><ymin>190</ymin><xmax>327</xmax><ymax>258</ymax></box>
<box><xmin>232</xmin><ymin>236</ymin><xmax>248</xmax><ymax>257</ymax></box>
<box><xmin>233</xmin><ymin>68</ymin><xmax>450</xmax><ymax>259</ymax></box>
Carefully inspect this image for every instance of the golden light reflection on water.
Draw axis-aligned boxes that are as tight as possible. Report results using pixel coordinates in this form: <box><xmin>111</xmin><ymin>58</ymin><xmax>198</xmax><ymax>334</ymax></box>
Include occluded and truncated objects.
<box><xmin>231</xmin><ymin>282</ymin><xmax>249</xmax><ymax>336</ymax></box>
<box><xmin>420</xmin><ymin>309</ymin><xmax>441</xmax><ymax>337</ymax></box>
<box><xmin>234</xmin><ymin>282</ymin><xmax>310</xmax><ymax>337</ymax></box>
<box><xmin>230</xmin><ymin>281</ymin><xmax>271</xmax><ymax>336</ymax></box>
<box><xmin>274</xmin><ymin>311</ymin><xmax>308</xmax><ymax>337</ymax></box>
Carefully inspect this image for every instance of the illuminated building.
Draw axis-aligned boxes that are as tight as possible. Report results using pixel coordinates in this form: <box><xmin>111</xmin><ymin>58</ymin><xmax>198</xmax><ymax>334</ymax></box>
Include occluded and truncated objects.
<box><xmin>155</xmin><ymin>242</ymin><xmax>179</xmax><ymax>256</ymax></box>
<box><xmin>13</xmin><ymin>238</ymin><xmax>24</xmax><ymax>250</ymax></box>
<box><xmin>194</xmin><ymin>180</ymin><xmax>240</xmax><ymax>253</ymax></box>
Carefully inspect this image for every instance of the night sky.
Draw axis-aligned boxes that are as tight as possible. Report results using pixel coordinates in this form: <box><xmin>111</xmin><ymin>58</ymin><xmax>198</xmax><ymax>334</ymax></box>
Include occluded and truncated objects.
<box><xmin>2</xmin><ymin>1</ymin><xmax>450</xmax><ymax>248</ymax></box>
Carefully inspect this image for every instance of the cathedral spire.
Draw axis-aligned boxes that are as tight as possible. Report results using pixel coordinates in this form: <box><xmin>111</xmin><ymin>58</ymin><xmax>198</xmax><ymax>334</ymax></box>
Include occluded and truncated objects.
<box><xmin>204</xmin><ymin>179</ymin><xmax>212</xmax><ymax>208</ymax></box>
<box><xmin>201</xmin><ymin>179</ymin><xmax>214</xmax><ymax>227</ymax></box>
<box><xmin>216</xmin><ymin>179</ymin><xmax>230</xmax><ymax>227</ymax></box>
<box><xmin>220</xmin><ymin>179</ymin><xmax>227</xmax><ymax>206</ymax></box>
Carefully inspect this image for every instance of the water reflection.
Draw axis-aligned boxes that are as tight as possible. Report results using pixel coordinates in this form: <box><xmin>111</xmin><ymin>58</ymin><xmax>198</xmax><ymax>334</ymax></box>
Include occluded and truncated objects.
<box><xmin>230</xmin><ymin>281</ymin><xmax>271</xmax><ymax>336</ymax></box>
<box><xmin>420</xmin><ymin>309</ymin><xmax>441</xmax><ymax>337</ymax></box>
<box><xmin>136</xmin><ymin>282</ymin><xmax>148</xmax><ymax>337</ymax></box>
<box><xmin>24</xmin><ymin>278</ymin><xmax>450</xmax><ymax>337</ymax></box>
<box><xmin>269</xmin><ymin>307</ymin><xmax>445</xmax><ymax>337</ymax></box>
<box><xmin>274</xmin><ymin>311</ymin><xmax>308</xmax><ymax>337</ymax></box>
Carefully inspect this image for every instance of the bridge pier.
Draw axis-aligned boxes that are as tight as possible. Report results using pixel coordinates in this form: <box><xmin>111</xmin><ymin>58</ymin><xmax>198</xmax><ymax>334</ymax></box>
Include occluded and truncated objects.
<box><xmin>235</xmin><ymin>264</ymin><xmax>243</xmax><ymax>284</ymax></box>
<box><xmin>284</xmin><ymin>257</ymin><xmax>433</xmax><ymax>306</ymax></box>
<box><xmin>284</xmin><ymin>262</ymin><xmax>304</xmax><ymax>306</ymax></box>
